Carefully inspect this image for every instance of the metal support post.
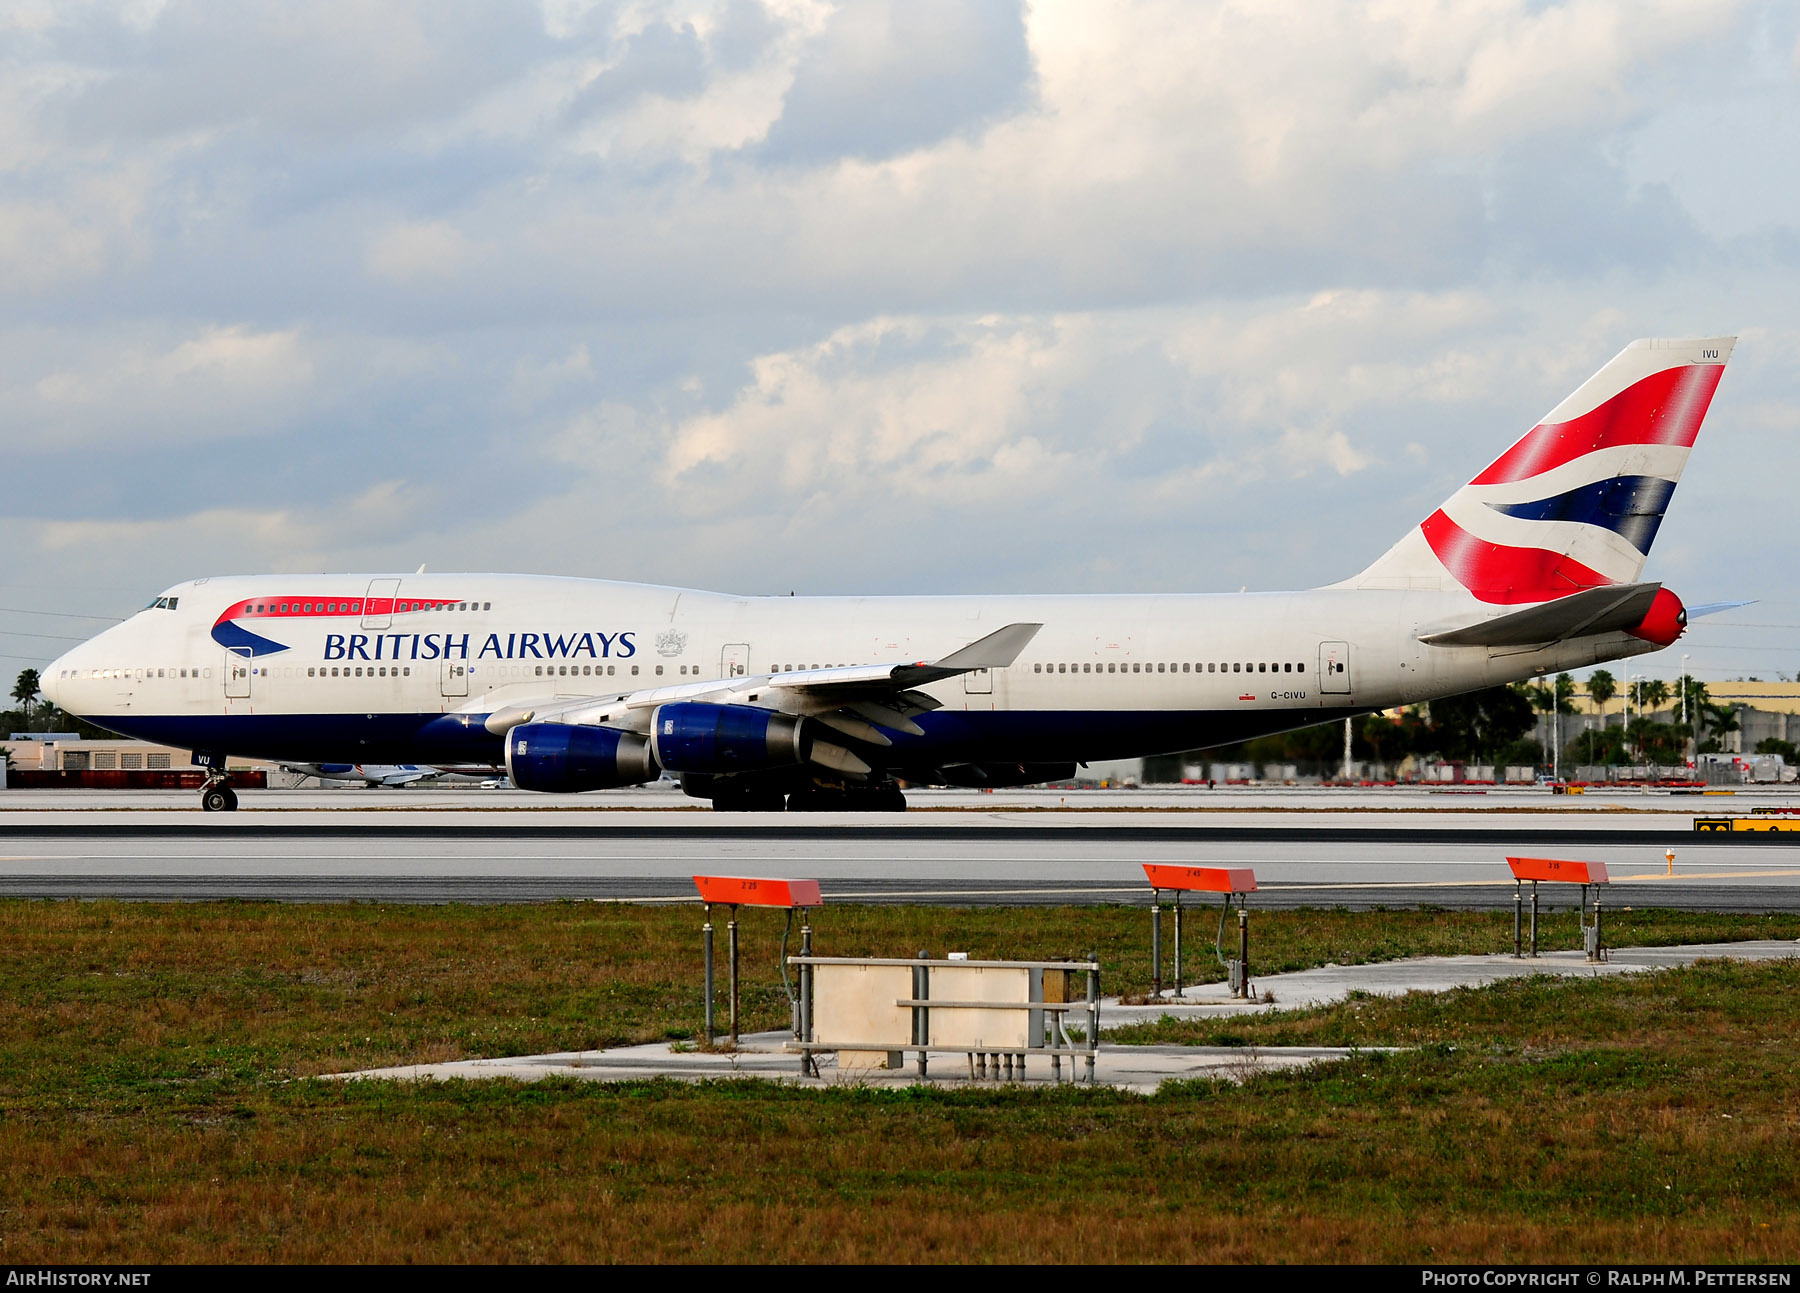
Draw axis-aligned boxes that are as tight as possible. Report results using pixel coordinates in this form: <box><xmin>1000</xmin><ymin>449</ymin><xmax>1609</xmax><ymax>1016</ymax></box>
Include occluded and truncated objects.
<box><xmin>1085</xmin><ymin>950</ymin><xmax>1099</xmax><ymax>1084</ymax></box>
<box><xmin>914</xmin><ymin>950</ymin><xmax>930</xmax><ymax>1078</ymax></box>
<box><xmin>1529</xmin><ymin>882</ymin><xmax>1539</xmax><ymax>959</ymax></box>
<box><xmin>728</xmin><ymin>905</ymin><xmax>740</xmax><ymax>1046</ymax></box>
<box><xmin>1237</xmin><ymin>902</ymin><xmax>1250</xmax><ymax>999</ymax></box>
<box><xmin>702</xmin><ymin>903</ymin><xmax>715</xmax><ymax>1042</ymax></box>
<box><xmin>1150</xmin><ymin>889</ymin><xmax>1162</xmax><ymax>998</ymax></box>
<box><xmin>1592</xmin><ymin>893</ymin><xmax>1604</xmax><ymax>963</ymax></box>
<box><xmin>797</xmin><ymin>911</ymin><xmax>814</xmax><ymax>1075</ymax></box>
<box><xmin>1172</xmin><ymin>893</ymin><xmax>1184</xmax><ymax>997</ymax></box>
<box><xmin>1513</xmin><ymin>882</ymin><xmax>1522</xmax><ymax>959</ymax></box>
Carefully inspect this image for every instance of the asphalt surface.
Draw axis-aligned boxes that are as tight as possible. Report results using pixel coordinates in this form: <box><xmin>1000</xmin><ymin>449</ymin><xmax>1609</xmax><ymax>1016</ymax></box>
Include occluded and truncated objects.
<box><xmin>2</xmin><ymin>785</ymin><xmax>1797</xmax><ymax>907</ymax></box>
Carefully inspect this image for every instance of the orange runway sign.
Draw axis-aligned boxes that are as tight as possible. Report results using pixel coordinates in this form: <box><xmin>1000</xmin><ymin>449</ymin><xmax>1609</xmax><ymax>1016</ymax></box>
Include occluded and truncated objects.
<box><xmin>1507</xmin><ymin>857</ymin><xmax>1609</xmax><ymax>885</ymax></box>
<box><xmin>692</xmin><ymin>875</ymin><xmax>823</xmax><ymax>908</ymax></box>
<box><xmin>1142</xmin><ymin>864</ymin><xmax>1258</xmax><ymax>893</ymax></box>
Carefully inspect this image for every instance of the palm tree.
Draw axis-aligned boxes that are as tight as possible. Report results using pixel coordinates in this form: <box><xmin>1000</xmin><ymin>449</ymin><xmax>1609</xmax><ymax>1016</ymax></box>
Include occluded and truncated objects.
<box><xmin>1520</xmin><ymin>682</ymin><xmax>1554</xmax><ymax>774</ymax></box>
<box><xmin>1586</xmin><ymin>670</ymin><xmax>1617</xmax><ymax>765</ymax></box>
<box><xmin>11</xmin><ymin>669</ymin><xmax>40</xmax><ymax>732</ymax></box>
<box><xmin>1676</xmin><ymin>675</ymin><xmax>1709</xmax><ymax>762</ymax></box>
<box><xmin>1640</xmin><ymin>678</ymin><xmax>1669</xmax><ymax>716</ymax></box>
<box><xmin>1553</xmin><ymin>673</ymin><xmax>1578</xmax><ymax>780</ymax></box>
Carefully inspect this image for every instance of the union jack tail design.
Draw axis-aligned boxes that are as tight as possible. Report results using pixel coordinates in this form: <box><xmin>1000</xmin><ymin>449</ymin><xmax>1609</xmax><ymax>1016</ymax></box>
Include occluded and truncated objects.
<box><xmin>1346</xmin><ymin>337</ymin><xmax>1734</xmax><ymax>604</ymax></box>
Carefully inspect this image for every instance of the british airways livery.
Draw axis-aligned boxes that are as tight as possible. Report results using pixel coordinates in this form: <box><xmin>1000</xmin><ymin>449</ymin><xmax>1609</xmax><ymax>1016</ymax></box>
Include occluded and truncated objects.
<box><xmin>44</xmin><ymin>337</ymin><xmax>1734</xmax><ymax>812</ymax></box>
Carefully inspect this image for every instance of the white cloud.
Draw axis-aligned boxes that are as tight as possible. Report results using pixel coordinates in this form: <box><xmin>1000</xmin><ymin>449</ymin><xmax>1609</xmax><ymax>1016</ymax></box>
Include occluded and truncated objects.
<box><xmin>17</xmin><ymin>325</ymin><xmax>315</xmax><ymax>448</ymax></box>
<box><xmin>0</xmin><ymin>0</ymin><xmax>1794</xmax><ymax>638</ymax></box>
<box><xmin>365</xmin><ymin>220</ymin><xmax>475</xmax><ymax>283</ymax></box>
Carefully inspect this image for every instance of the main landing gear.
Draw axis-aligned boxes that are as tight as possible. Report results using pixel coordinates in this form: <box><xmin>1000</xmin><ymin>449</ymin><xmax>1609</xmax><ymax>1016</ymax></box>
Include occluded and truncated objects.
<box><xmin>684</xmin><ymin>772</ymin><xmax>909</xmax><ymax>813</ymax></box>
<box><xmin>200</xmin><ymin>774</ymin><xmax>239</xmax><ymax>813</ymax></box>
<box><xmin>787</xmin><ymin>781</ymin><xmax>907</xmax><ymax>813</ymax></box>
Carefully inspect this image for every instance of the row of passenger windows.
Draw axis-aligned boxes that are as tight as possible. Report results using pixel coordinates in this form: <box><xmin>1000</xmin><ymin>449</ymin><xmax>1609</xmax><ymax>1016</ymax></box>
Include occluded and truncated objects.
<box><xmin>1033</xmin><ymin>661</ymin><xmax>1309</xmax><ymax>675</ymax></box>
<box><xmin>62</xmin><ymin>668</ymin><xmax>208</xmax><ymax>680</ymax></box>
<box><xmin>244</xmin><ymin>600</ymin><xmax>494</xmax><ymax>614</ymax></box>
<box><xmin>306</xmin><ymin>667</ymin><xmax>413</xmax><ymax>678</ymax></box>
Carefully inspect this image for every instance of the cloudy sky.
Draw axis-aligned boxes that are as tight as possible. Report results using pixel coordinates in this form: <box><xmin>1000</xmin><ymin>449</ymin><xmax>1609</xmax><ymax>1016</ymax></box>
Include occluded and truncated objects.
<box><xmin>4</xmin><ymin>0</ymin><xmax>1799</xmax><ymax>680</ymax></box>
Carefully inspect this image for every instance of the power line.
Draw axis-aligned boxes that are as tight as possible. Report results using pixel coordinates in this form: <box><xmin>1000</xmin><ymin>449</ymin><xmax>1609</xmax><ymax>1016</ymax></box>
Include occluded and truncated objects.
<box><xmin>1687</xmin><ymin>622</ymin><xmax>1800</xmax><ymax>630</ymax></box>
<box><xmin>0</xmin><ymin>629</ymin><xmax>88</xmax><ymax>643</ymax></box>
<box><xmin>0</xmin><ymin>606</ymin><xmax>122</xmax><ymax>622</ymax></box>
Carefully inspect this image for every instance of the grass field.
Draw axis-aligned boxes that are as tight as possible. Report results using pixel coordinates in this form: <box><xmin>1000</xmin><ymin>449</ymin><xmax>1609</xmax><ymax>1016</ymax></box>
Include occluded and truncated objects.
<box><xmin>3</xmin><ymin>900</ymin><xmax>1798</xmax><ymax>1263</ymax></box>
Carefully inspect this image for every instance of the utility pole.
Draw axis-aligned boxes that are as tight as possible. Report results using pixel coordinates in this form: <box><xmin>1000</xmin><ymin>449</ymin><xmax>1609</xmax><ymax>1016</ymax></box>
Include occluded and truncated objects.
<box><xmin>1342</xmin><ymin>715</ymin><xmax>1353</xmax><ymax>782</ymax></box>
<box><xmin>1552</xmin><ymin>699</ymin><xmax>1560</xmax><ymax>783</ymax></box>
<box><xmin>1681</xmin><ymin>653</ymin><xmax>1691</xmax><ymax>767</ymax></box>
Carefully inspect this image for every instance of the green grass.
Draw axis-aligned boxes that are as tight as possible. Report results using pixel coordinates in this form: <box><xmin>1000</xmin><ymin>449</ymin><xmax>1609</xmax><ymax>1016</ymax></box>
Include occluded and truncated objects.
<box><xmin>2</xmin><ymin>900</ymin><xmax>1799</xmax><ymax>1262</ymax></box>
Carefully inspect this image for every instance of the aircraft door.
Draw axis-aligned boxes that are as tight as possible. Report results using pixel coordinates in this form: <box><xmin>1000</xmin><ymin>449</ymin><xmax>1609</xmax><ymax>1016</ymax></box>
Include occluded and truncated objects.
<box><xmin>721</xmin><ymin>643</ymin><xmax>751</xmax><ymax>678</ymax></box>
<box><xmin>225</xmin><ymin>649</ymin><xmax>252</xmax><ymax>699</ymax></box>
<box><xmin>1319</xmin><ymin>641</ymin><xmax>1351</xmax><ymax>694</ymax></box>
<box><xmin>964</xmin><ymin>667</ymin><xmax>993</xmax><ymax>695</ymax></box>
<box><xmin>440</xmin><ymin>661</ymin><xmax>468</xmax><ymax>697</ymax></box>
<box><xmin>362</xmin><ymin>578</ymin><xmax>400</xmax><ymax>630</ymax></box>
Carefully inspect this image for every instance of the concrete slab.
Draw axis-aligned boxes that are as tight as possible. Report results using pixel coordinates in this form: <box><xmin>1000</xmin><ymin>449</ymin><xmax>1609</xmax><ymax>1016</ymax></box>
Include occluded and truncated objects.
<box><xmin>329</xmin><ymin>939</ymin><xmax>1799</xmax><ymax>1095</ymax></box>
<box><xmin>1106</xmin><ymin>938</ymin><xmax>1800</xmax><ymax>1023</ymax></box>
<box><xmin>332</xmin><ymin>1030</ymin><xmax>1367</xmax><ymax>1096</ymax></box>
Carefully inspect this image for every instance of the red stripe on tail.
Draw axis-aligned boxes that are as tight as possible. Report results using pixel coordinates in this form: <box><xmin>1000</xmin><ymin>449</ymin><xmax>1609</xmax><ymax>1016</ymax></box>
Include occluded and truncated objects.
<box><xmin>1420</xmin><ymin>509</ymin><xmax>1614</xmax><ymax>605</ymax></box>
<box><xmin>1471</xmin><ymin>363</ymin><xmax>1723</xmax><ymax>485</ymax></box>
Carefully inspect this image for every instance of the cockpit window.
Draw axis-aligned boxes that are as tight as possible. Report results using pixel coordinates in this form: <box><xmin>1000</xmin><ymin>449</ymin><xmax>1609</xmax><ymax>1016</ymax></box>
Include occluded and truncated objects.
<box><xmin>145</xmin><ymin>596</ymin><xmax>179</xmax><ymax>611</ymax></box>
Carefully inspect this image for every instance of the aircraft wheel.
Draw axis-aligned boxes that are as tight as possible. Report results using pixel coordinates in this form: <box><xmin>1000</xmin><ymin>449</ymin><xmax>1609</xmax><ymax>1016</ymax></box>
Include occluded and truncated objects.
<box><xmin>201</xmin><ymin>785</ymin><xmax>238</xmax><ymax>813</ymax></box>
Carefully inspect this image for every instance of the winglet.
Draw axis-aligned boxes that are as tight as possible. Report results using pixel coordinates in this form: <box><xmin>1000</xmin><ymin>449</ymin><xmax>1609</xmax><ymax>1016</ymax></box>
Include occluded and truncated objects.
<box><xmin>931</xmin><ymin>622</ymin><xmax>1043</xmax><ymax>671</ymax></box>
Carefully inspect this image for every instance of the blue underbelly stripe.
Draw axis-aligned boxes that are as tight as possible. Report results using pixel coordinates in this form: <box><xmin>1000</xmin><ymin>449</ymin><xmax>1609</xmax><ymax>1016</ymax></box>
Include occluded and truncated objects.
<box><xmin>91</xmin><ymin>706</ymin><xmax>1372</xmax><ymax>769</ymax></box>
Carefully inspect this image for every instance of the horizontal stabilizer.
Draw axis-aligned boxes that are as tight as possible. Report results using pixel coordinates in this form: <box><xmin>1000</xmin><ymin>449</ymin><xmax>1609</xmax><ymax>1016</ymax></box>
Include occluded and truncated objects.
<box><xmin>1419</xmin><ymin>582</ymin><xmax>1663</xmax><ymax>648</ymax></box>
<box><xmin>1687</xmin><ymin>599</ymin><xmax>1755</xmax><ymax>619</ymax></box>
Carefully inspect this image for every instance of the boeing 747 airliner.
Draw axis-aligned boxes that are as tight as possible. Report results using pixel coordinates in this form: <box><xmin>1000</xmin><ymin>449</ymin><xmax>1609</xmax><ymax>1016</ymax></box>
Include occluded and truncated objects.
<box><xmin>44</xmin><ymin>336</ymin><xmax>1734</xmax><ymax>811</ymax></box>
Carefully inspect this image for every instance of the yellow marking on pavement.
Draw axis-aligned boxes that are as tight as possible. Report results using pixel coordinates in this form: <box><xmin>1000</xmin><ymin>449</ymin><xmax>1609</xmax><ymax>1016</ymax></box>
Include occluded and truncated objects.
<box><xmin>1614</xmin><ymin>869</ymin><xmax>1800</xmax><ymax>882</ymax></box>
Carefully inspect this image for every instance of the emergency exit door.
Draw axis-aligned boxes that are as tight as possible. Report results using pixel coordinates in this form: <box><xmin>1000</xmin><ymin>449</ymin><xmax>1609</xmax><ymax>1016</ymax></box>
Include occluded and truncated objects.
<box><xmin>225</xmin><ymin>649</ymin><xmax>252</xmax><ymax>699</ymax></box>
<box><xmin>440</xmin><ymin>661</ymin><xmax>468</xmax><ymax>697</ymax></box>
<box><xmin>1319</xmin><ymin>641</ymin><xmax>1351</xmax><ymax>694</ymax></box>
<box><xmin>721</xmin><ymin>643</ymin><xmax>751</xmax><ymax>678</ymax></box>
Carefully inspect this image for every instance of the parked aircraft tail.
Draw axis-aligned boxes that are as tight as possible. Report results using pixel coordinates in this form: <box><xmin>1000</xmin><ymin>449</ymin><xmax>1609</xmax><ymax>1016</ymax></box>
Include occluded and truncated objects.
<box><xmin>1343</xmin><ymin>336</ymin><xmax>1735</xmax><ymax>603</ymax></box>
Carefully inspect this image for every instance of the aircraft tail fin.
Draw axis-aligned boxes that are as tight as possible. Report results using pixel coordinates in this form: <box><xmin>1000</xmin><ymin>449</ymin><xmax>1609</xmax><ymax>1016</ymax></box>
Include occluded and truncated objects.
<box><xmin>1341</xmin><ymin>337</ymin><xmax>1734</xmax><ymax>603</ymax></box>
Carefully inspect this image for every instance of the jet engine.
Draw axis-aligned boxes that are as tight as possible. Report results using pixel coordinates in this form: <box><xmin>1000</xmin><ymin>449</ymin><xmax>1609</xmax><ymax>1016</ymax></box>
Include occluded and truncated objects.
<box><xmin>650</xmin><ymin>702</ymin><xmax>810</xmax><ymax>774</ymax></box>
<box><xmin>505</xmin><ymin>722</ymin><xmax>658</xmax><ymax>793</ymax></box>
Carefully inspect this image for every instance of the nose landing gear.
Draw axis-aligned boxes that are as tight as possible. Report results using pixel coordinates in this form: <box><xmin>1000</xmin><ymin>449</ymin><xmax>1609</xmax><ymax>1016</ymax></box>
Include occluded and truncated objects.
<box><xmin>200</xmin><ymin>775</ymin><xmax>239</xmax><ymax>813</ymax></box>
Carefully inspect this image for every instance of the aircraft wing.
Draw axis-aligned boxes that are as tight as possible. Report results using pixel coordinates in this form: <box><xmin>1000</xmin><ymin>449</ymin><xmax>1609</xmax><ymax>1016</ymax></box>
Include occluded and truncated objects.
<box><xmin>482</xmin><ymin>622</ymin><xmax>1044</xmax><ymax>746</ymax></box>
<box><xmin>1417</xmin><ymin>583</ymin><xmax>1664</xmax><ymax>648</ymax></box>
<box><xmin>371</xmin><ymin>766</ymin><xmax>440</xmax><ymax>786</ymax></box>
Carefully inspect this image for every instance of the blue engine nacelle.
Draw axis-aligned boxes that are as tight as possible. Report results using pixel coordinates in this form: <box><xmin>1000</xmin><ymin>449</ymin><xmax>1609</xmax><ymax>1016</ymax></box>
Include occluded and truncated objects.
<box><xmin>505</xmin><ymin>723</ymin><xmax>659</xmax><ymax>793</ymax></box>
<box><xmin>649</xmin><ymin>702</ymin><xmax>808</xmax><ymax>774</ymax></box>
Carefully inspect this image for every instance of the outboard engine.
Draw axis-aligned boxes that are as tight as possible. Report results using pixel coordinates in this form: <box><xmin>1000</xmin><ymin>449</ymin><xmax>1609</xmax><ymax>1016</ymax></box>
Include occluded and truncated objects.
<box><xmin>505</xmin><ymin>722</ymin><xmax>658</xmax><ymax>793</ymax></box>
<box><xmin>650</xmin><ymin>702</ymin><xmax>809</xmax><ymax>774</ymax></box>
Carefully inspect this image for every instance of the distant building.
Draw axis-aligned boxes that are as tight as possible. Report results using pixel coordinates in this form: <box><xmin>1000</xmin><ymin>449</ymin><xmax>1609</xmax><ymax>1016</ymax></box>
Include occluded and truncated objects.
<box><xmin>1</xmin><ymin>737</ymin><xmax>276</xmax><ymax>776</ymax></box>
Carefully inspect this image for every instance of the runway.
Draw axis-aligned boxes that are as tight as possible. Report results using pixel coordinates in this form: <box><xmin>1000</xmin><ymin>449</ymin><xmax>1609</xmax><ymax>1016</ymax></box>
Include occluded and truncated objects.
<box><xmin>2</xmin><ymin>785</ymin><xmax>1797</xmax><ymax>908</ymax></box>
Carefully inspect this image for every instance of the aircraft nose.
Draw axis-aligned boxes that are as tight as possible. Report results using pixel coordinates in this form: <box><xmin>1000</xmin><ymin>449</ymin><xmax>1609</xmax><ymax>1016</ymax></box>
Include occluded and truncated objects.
<box><xmin>41</xmin><ymin>655</ymin><xmax>67</xmax><ymax>709</ymax></box>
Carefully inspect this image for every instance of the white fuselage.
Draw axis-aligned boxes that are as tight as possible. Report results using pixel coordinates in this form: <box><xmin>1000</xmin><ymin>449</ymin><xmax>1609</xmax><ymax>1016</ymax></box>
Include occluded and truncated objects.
<box><xmin>43</xmin><ymin>572</ymin><xmax>1660</xmax><ymax>772</ymax></box>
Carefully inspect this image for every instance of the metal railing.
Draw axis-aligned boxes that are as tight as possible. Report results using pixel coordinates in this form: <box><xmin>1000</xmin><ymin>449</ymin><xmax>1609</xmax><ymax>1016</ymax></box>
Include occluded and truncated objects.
<box><xmin>787</xmin><ymin>954</ymin><xmax>1101</xmax><ymax>1082</ymax></box>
